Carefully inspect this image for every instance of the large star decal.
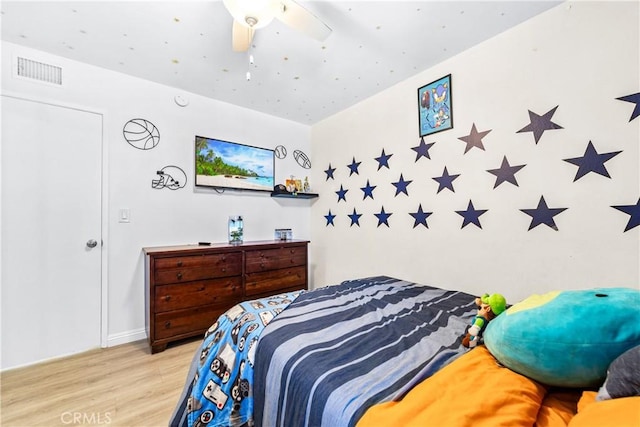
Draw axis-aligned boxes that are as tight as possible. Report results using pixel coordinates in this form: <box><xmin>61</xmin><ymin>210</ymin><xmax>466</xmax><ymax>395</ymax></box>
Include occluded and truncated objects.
<box><xmin>458</xmin><ymin>123</ymin><xmax>491</xmax><ymax>153</ymax></box>
<box><xmin>361</xmin><ymin>180</ymin><xmax>376</xmax><ymax>200</ymax></box>
<box><xmin>611</xmin><ymin>199</ymin><xmax>640</xmax><ymax>232</ymax></box>
<box><xmin>410</xmin><ymin>204</ymin><xmax>433</xmax><ymax>228</ymax></box>
<box><xmin>520</xmin><ymin>196</ymin><xmax>568</xmax><ymax>231</ymax></box>
<box><xmin>392</xmin><ymin>173</ymin><xmax>412</xmax><ymax>196</ymax></box>
<box><xmin>517</xmin><ymin>106</ymin><xmax>563</xmax><ymax>144</ymax></box>
<box><xmin>412</xmin><ymin>137</ymin><xmax>435</xmax><ymax>162</ymax></box>
<box><xmin>616</xmin><ymin>92</ymin><xmax>640</xmax><ymax>122</ymax></box>
<box><xmin>324</xmin><ymin>163</ymin><xmax>336</xmax><ymax>181</ymax></box>
<box><xmin>347</xmin><ymin>157</ymin><xmax>361</xmax><ymax>176</ymax></box>
<box><xmin>456</xmin><ymin>200</ymin><xmax>488</xmax><ymax>229</ymax></box>
<box><xmin>487</xmin><ymin>156</ymin><xmax>526</xmax><ymax>188</ymax></box>
<box><xmin>433</xmin><ymin>167</ymin><xmax>460</xmax><ymax>193</ymax></box>
<box><xmin>335</xmin><ymin>185</ymin><xmax>348</xmax><ymax>202</ymax></box>
<box><xmin>563</xmin><ymin>141</ymin><xmax>622</xmax><ymax>181</ymax></box>
<box><xmin>374</xmin><ymin>206</ymin><xmax>392</xmax><ymax>227</ymax></box>
<box><xmin>324</xmin><ymin>210</ymin><xmax>336</xmax><ymax>226</ymax></box>
<box><xmin>375</xmin><ymin>149</ymin><xmax>393</xmax><ymax>170</ymax></box>
<box><xmin>348</xmin><ymin>208</ymin><xmax>362</xmax><ymax>227</ymax></box>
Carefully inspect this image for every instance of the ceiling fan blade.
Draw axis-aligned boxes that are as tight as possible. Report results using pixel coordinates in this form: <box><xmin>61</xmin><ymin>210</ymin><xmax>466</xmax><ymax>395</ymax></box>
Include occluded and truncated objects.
<box><xmin>232</xmin><ymin>19</ymin><xmax>254</xmax><ymax>52</ymax></box>
<box><xmin>275</xmin><ymin>0</ymin><xmax>332</xmax><ymax>42</ymax></box>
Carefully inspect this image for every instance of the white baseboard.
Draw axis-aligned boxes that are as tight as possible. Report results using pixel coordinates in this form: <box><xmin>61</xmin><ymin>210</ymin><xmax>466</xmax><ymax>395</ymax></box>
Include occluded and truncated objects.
<box><xmin>107</xmin><ymin>328</ymin><xmax>147</xmax><ymax>347</ymax></box>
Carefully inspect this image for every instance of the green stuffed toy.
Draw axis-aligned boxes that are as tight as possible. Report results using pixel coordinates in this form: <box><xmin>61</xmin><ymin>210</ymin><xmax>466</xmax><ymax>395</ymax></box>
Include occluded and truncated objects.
<box><xmin>462</xmin><ymin>293</ymin><xmax>507</xmax><ymax>348</ymax></box>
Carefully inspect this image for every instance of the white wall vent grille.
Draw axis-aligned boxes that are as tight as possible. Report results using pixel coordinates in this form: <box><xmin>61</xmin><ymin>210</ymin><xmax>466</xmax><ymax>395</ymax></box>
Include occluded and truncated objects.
<box><xmin>16</xmin><ymin>57</ymin><xmax>62</xmax><ymax>85</ymax></box>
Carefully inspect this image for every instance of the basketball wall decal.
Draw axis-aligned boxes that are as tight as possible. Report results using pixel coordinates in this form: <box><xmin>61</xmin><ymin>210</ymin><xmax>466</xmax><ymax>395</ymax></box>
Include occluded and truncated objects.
<box><xmin>274</xmin><ymin>145</ymin><xmax>288</xmax><ymax>159</ymax></box>
<box><xmin>123</xmin><ymin>118</ymin><xmax>160</xmax><ymax>150</ymax></box>
<box><xmin>293</xmin><ymin>149</ymin><xmax>311</xmax><ymax>169</ymax></box>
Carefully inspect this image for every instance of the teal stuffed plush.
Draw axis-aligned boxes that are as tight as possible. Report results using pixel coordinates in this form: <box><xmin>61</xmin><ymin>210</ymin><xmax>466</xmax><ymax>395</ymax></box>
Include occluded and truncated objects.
<box><xmin>484</xmin><ymin>288</ymin><xmax>640</xmax><ymax>388</ymax></box>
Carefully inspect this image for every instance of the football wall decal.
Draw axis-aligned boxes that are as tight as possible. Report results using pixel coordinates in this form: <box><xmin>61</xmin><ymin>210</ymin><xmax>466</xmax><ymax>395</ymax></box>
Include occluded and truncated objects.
<box><xmin>293</xmin><ymin>149</ymin><xmax>311</xmax><ymax>169</ymax></box>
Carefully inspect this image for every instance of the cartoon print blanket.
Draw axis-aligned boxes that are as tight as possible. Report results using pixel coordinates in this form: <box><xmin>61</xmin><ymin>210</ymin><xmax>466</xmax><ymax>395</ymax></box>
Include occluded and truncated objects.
<box><xmin>169</xmin><ymin>291</ymin><xmax>302</xmax><ymax>427</ymax></box>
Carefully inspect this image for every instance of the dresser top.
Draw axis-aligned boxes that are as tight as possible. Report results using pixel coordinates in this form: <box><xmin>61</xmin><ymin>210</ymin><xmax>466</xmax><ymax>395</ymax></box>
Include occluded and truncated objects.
<box><xmin>143</xmin><ymin>239</ymin><xmax>309</xmax><ymax>255</ymax></box>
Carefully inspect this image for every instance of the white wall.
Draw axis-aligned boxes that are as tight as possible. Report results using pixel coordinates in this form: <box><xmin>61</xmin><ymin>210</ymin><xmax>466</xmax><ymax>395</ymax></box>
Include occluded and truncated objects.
<box><xmin>1</xmin><ymin>42</ymin><xmax>313</xmax><ymax>348</ymax></box>
<box><xmin>310</xmin><ymin>1</ymin><xmax>640</xmax><ymax>303</ymax></box>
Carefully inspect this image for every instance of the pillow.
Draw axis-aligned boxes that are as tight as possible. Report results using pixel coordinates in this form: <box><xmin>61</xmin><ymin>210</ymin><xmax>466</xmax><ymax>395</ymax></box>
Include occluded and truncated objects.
<box><xmin>484</xmin><ymin>288</ymin><xmax>640</xmax><ymax>387</ymax></box>
<box><xmin>569</xmin><ymin>392</ymin><xmax>640</xmax><ymax>427</ymax></box>
<box><xmin>596</xmin><ymin>345</ymin><xmax>640</xmax><ymax>400</ymax></box>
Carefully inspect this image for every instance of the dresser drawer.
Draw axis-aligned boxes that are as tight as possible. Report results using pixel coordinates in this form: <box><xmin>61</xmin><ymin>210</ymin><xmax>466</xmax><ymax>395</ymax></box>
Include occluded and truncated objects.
<box><xmin>245</xmin><ymin>265</ymin><xmax>307</xmax><ymax>297</ymax></box>
<box><xmin>154</xmin><ymin>253</ymin><xmax>241</xmax><ymax>284</ymax></box>
<box><xmin>154</xmin><ymin>304</ymin><xmax>229</xmax><ymax>340</ymax></box>
<box><xmin>155</xmin><ymin>276</ymin><xmax>242</xmax><ymax>313</ymax></box>
<box><xmin>245</xmin><ymin>246</ymin><xmax>306</xmax><ymax>273</ymax></box>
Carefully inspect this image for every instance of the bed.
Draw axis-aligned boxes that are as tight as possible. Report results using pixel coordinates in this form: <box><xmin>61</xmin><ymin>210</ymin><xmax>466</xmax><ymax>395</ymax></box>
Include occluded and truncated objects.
<box><xmin>169</xmin><ymin>275</ymin><xmax>640</xmax><ymax>427</ymax></box>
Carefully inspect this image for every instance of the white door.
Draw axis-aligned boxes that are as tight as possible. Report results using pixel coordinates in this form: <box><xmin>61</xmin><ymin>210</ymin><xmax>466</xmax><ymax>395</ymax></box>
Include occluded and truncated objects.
<box><xmin>1</xmin><ymin>95</ymin><xmax>103</xmax><ymax>370</ymax></box>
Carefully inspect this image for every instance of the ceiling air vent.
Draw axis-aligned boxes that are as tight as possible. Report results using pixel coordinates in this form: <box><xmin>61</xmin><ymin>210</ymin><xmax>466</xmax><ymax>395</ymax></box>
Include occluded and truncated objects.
<box><xmin>16</xmin><ymin>56</ymin><xmax>62</xmax><ymax>85</ymax></box>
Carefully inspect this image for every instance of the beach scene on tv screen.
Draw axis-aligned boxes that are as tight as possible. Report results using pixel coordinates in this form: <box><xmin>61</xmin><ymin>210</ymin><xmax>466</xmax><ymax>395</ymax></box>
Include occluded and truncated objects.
<box><xmin>195</xmin><ymin>136</ymin><xmax>274</xmax><ymax>191</ymax></box>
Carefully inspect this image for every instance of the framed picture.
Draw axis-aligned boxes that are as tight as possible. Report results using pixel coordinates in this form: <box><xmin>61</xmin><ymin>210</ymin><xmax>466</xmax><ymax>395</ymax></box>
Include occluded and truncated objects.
<box><xmin>418</xmin><ymin>74</ymin><xmax>453</xmax><ymax>137</ymax></box>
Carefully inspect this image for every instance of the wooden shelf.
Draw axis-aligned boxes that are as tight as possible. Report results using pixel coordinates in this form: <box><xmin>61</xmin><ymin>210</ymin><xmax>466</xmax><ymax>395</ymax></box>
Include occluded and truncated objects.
<box><xmin>270</xmin><ymin>192</ymin><xmax>318</xmax><ymax>199</ymax></box>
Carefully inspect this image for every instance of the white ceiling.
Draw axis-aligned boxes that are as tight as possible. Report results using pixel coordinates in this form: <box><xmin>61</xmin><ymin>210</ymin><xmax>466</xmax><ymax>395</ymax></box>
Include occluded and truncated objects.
<box><xmin>1</xmin><ymin>1</ymin><xmax>561</xmax><ymax>125</ymax></box>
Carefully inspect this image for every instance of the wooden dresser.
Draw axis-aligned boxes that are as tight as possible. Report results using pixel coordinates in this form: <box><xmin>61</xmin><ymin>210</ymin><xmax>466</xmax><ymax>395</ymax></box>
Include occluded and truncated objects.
<box><xmin>144</xmin><ymin>240</ymin><xmax>309</xmax><ymax>353</ymax></box>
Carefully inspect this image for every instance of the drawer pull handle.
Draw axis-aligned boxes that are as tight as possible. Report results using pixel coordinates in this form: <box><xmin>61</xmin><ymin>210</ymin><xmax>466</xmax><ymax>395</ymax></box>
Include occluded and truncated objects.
<box><xmin>165</xmin><ymin>321</ymin><xmax>171</xmax><ymax>329</ymax></box>
<box><xmin>177</xmin><ymin>261</ymin><xmax>183</xmax><ymax>267</ymax></box>
<box><xmin>222</xmin><ymin>256</ymin><xmax>226</xmax><ymax>261</ymax></box>
<box><xmin>176</xmin><ymin>272</ymin><xmax>183</xmax><ymax>280</ymax></box>
<box><xmin>199</xmin><ymin>286</ymin><xmax>205</xmax><ymax>291</ymax></box>
<box><xmin>221</xmin><ymin>268</ymin><xmax>226</xmax><ymax>273</ymax></box>
<box><xmin>164</xmin><ymin>295</ymin><xmax>171</xmax><ymax>302</ymax></box>
<box><xmin>260</xmin><ymin>263</ymin><xmax>265</xmax><ymax>269</ymax></box>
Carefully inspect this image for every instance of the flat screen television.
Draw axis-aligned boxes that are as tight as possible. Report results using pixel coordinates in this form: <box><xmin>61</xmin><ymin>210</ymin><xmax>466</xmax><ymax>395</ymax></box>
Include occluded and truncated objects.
<box><xmin>195</xmin><ymin>136</ymin><xmax>275</xmax><ymax>192</ymax></box>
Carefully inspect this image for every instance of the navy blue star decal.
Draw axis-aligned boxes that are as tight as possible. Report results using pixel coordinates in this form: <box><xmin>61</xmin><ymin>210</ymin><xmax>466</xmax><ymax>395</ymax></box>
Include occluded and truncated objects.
<box><xmin>563</xmin><ymin>141</ymin><xmax>622</xmax><ymax>181</ymax></box>
<box><xmin>392</xmin><ymin>173</ymin><xmax>412</xmax><ymax>196</ymax></box>
<box><xmin>616</xmin><ymin>92</ymin><xmax>640</xmax><ymax>122</ymax></box>
<box><xmin>409</xmin><ymin>204</ymin><xmax>433</xmax><ymax>228</ymax></box>
<box><xmin>456</xmin><ymin>200</ymin><xmax>488</xmax><ymax>229</ymax></box>
<box><xmin>335</xmin><ymin>185</ymin><xmax>348</xmax><ymax>202</ymax></box>
<box><xmin>458</xmin><ymin>123</ymin><xmax>491</xmax><ymax>153</ymax></box>
<box><xmin>324</xmin><ymin>210</ymin><xmax>336</xmax><ymax>226</ymax></box>
<box><xmin>375</xmin><ymin>149</ymin><xmax>393</xmax><ymax>170</ymax></box>
<box><xmin>487</xmin><ymin>156</ymin><xmax>526</xmax><ymax>188</ymax></box>
<box><xmin>361</xmin><ymin>179</ymin><xmax>376</xmax><ymax>200</ymax></box>
<box><xmin>520</xmin><ymin>196</ymin><xmax>568</xmax><ymax>231</ymax></box>
<box><xmin>517</xmin><ymin>106</ymin><xmax>563</xmax><ymax>144</ymax></box>
<box><xmin>348</xmin><ymin>208</ymin><xmax>362</xmax><ymax>227</ymax></box>
<box><xmin>347</xmin><ymin>157</ymin><xmax>361</xmax><ymax>176</ymax></box>
<box><xmin>612</xmin><ymin>199</ymin><xmax>640</xmax><ymax>232</ymax></box>
<box><xmin>324</xmin><ymin>163</ymin><xmax>336</xmax><ymax>181</ymax></box>
<box><xmin>374</xmin><ymin>206</ymin><xmax>392</xmax><ymax>227</ymax></box>
<box><xmin>412</xmin><ymin>137</ymin><xmax>435</xmax><ymax>162</ymax></box>
<box><xmin>432</xmin><ymin>167</ymin><xmax>460</xmax><ymax>193</ymax></box>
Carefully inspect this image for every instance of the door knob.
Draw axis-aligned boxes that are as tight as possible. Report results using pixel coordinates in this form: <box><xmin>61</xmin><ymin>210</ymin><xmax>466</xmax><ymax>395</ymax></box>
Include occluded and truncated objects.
<box><xmin>86</xmin><ymin>239</ymin><xmax>98</xmax><ymax>248</ymax></box>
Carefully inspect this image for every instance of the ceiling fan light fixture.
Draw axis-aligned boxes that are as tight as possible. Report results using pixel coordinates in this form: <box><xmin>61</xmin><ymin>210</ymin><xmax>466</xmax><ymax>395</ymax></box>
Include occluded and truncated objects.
<box><xmin>223</xmin><ymin>0</ymin><xmax>276</xmax><ymax>29</ymax></box>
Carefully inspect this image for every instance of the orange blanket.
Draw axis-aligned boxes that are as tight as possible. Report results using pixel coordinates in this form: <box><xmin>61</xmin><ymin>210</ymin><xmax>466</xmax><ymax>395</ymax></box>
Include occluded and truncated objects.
<box><xmin>357</xmin><ymin>346</ymin><xmax>640</xmax><ymax>427</ymax></box>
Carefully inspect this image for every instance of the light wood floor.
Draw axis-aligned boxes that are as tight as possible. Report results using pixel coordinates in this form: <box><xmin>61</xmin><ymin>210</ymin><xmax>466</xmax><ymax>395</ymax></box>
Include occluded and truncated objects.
<box><xmin>1</xmin><ymin>338</ymin><xmax>201</xmax><ymax>427</ymax></box>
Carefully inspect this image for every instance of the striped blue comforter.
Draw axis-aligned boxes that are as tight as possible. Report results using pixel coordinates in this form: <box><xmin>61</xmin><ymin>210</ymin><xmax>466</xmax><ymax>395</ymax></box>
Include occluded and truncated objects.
<box><xmin>253</xmin><ymin>276</ymin><xmax>476</xmax><ymax>427</ymax></box>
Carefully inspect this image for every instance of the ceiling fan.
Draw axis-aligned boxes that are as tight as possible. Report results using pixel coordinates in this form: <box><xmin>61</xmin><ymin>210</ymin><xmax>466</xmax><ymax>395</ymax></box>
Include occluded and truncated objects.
<box><xmin>222</xmin><ymin>0</ymin><xmax>332</xmax><ymax>52</ymax></box>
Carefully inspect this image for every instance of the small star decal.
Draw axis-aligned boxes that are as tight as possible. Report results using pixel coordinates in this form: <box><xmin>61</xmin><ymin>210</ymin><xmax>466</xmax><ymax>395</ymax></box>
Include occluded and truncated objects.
<box><xmin>335</xmin><ymin>185</ymin><xmax>348</xmax><ymax>202</ymax></box>
<box><xmin>456</xmin><ymin>200</ymin><xmax>488</xmax><ymax>229</ymax></box>
<box><xmin>612</xmin><ymin>199</ymin><xmax>640</xmax><ymax>232</ymax></box>
<box><xmin>324</xmin><ymin>210</ymin><xmax>336</xmax><ymax>226</ymax></box>
<box><xmin>616</xmin><ymin>92</ymin><xmax>640</xmax><ymax>122</ymax></box>
<box><xmin>360</xmin><ymin>179</ymin><xmax>376</xmax><ymax>200</ymax></box>
<box><xmin>432</xmin><ymin>167</ymin><xmax>460</xmax><ymax>193</ymax></box>
<box><xmin>487</xmin><ymin>156</ymin><xmax>526</xmax><ymax>188</ymax></box>
<box><xmin>348</xmin><ymin>208</ymin><xmax>362</xmax><ymax>227</ymax></box>
<box><xmin>347</xmin><ymin>157</ymin><xmax>361</xmax><ymax>176</ymax></box>
<box><xmin>563</xmin><ymin>141</ymin><xmax>622</xmax><ymax>181</ymax></box>
<box><xmin>374</xmin><ymin>206</ymin><xmax>392</xmax><ymax>227</ymax></box>
<box><xmin>520</xmin><ymin>196</ymin><xmax>568</xmax><ymax>231</ymax></box>
<box><xmin>409</xmin><ymin>204</ymin><xmax>433</xmax><ymax>228</ymax></box>
<box><xmin>375</xmin><ymin>149</ymin><xmax>393</xmax><ymax>170</ymax></box>
<box><xmin>458</xmin><ymin>123</ymin><xmax>491</xmax><ymax>153</ymax></box>
<box><xmin>517</xmin><ymin>106</ymin><xmax>563</xmax><ymax>144</ymax></box>
<box><xmin>391</xmin><ymin>173</ymin><xmax>412</xmax><ymax>196</ymax></box>
<box><xmin>411</xmin><ymin>137</ymin><xmax>435</xmax><ymax>162</ymax></box>
<box><xmin>324</xmin><ymin>163</ymin><xmax>336</xmax><ymax>181</ymax></box>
